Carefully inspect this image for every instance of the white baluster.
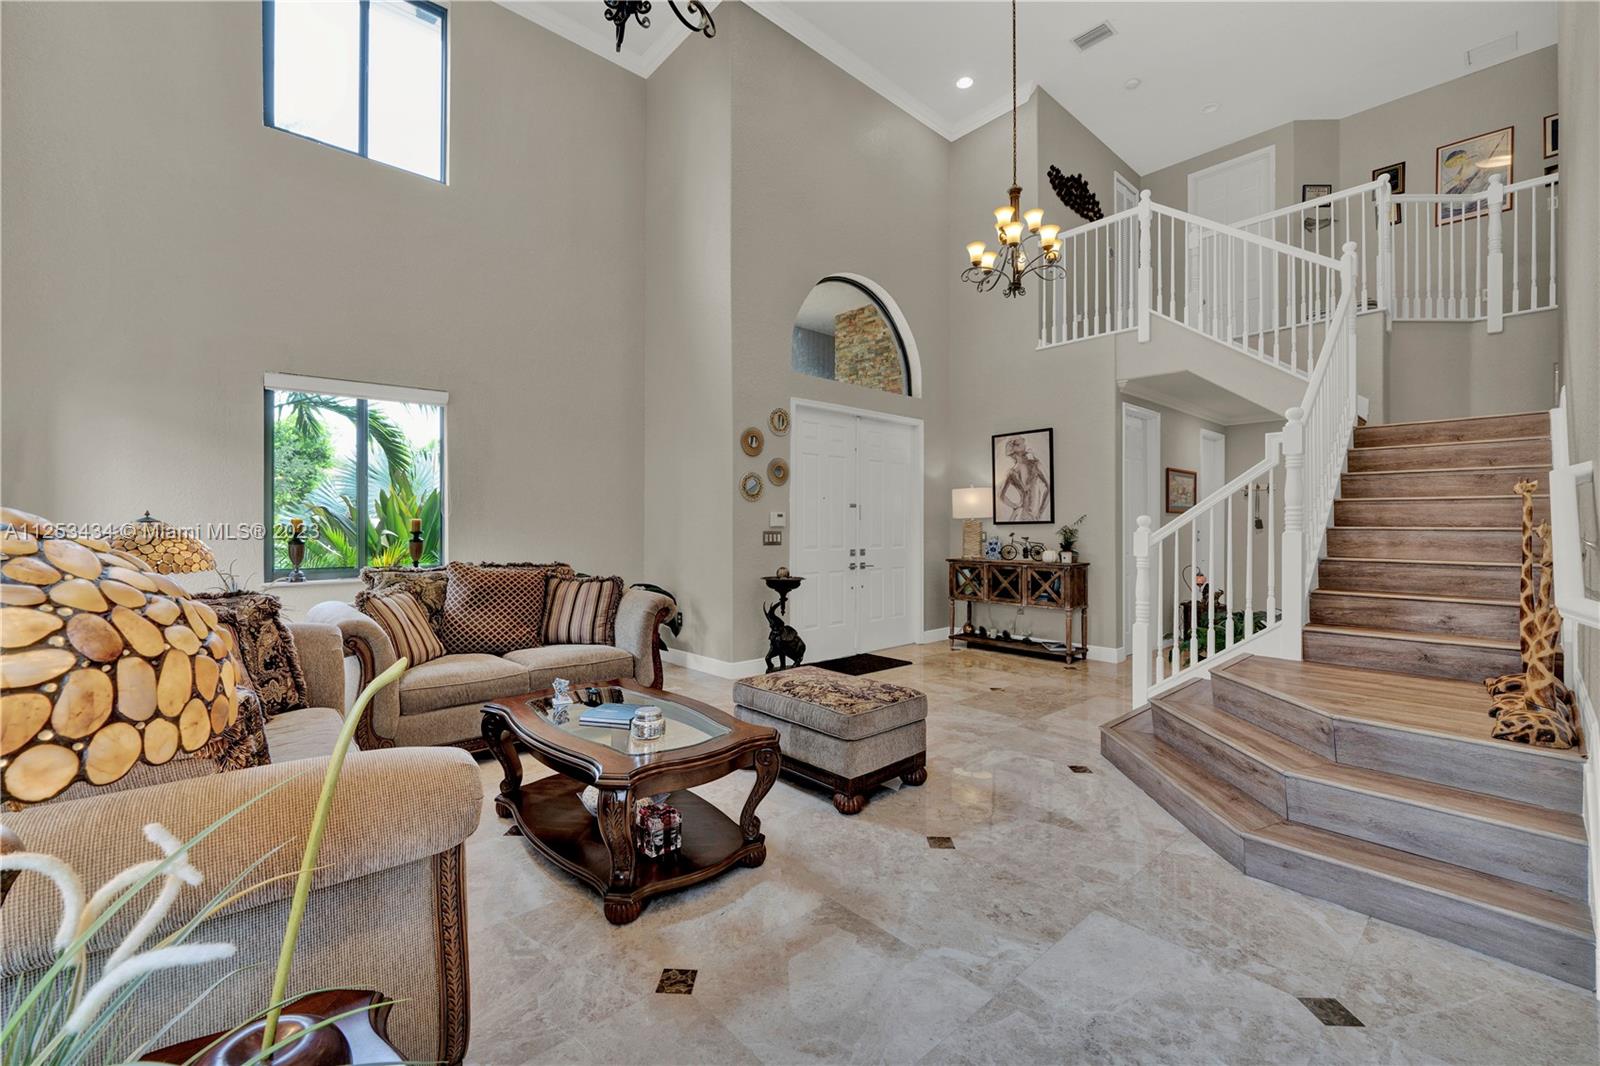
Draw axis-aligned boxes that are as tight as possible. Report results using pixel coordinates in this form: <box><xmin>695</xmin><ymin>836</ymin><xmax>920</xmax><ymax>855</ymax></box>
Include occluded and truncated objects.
<box><xmin>1486</xmin><ymin>175</ymin><xmax>1504</xmax><ymax>333</ymax></box>
<box><xmin>1132</xmin><ymin>515</ymin><xmax>1152</xmax><ymax>706</ymax></box>
<box><xmin>1548</xmin><ymin>181</ymin><xmax>1558</xmax><ymax>309</ymax></box>
<box><xmin>1137</xmin><ymin>190</ymin><xmax>1152</xmax><ymax>342</ymax></box>
<box><xmin>1375</xmin><ymin>178</ymin><xmax>1392</xmax><ymax>316</ymax></box>
<box><xmin>1280</xmin><ymin>407</ymin><xmax>1305</xmax><ymax>656</ymax></box>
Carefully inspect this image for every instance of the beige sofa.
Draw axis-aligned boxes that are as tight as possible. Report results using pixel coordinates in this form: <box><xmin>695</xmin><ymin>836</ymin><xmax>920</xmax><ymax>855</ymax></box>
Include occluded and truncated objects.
<box><xmin>309</xmin><ymin>586</ymin><xmax>677</xmax><ymax>751</ymax></box>
<box><xmin>0</xmin><ymin>621</ymin><xmax>483</xmax><ymax>1064</ymax></box>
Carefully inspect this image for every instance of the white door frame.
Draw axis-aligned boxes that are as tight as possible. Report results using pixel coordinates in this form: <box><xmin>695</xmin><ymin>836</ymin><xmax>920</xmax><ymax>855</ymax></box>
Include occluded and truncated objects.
<box><xmin>1122</xmin><ymin>402</ymin><xmax>1162</xmax><ymax>651</ymax></box>
<box><xmin>1185</xmin><ymin>144</ymin><xmax>1276</xmax><ymax>215</ymax></box>
<box><xmin>789</xmin><ymin>397</ymin><xmax>925</xmax><ymax>654</ymax></box>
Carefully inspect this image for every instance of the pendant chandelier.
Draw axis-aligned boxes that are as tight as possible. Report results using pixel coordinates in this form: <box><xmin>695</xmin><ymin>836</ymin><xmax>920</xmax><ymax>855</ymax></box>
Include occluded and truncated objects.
<box><xmin>603</xmin><ymin>1</ymin><xmax>715</xmax><ymax>53</ymax></box>
<box><xmin>961</xmin><ymin>0</ymin><xmax>1065</xmax><ymax>298</ymax></box>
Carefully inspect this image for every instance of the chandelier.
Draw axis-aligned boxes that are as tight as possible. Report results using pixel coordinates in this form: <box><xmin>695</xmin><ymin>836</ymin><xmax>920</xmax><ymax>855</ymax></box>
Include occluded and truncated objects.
<box><xmin>960</xmin><ymin>0</ymin><xmax>1065</xmax><ymax>298</ymax></box>
<box><xmin>603</xmin><ymin>1</ymin><xmax>715</xmax><ymax>53</ymax></box>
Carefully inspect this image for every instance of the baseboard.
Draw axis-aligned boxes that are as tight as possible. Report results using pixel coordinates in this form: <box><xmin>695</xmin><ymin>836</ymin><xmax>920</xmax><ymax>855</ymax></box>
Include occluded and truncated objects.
<box><xmin>920</xmin><ymin>627</ymin><xmax>947</xmax><ymax>644</ymax></box>
<box><xmin>661</xmin><ymin>647</ymin><xmax>765</xmax><ymax>680</ymax></box>
<box><xmin>1087</xmin><ymin>644</ymin><xmax>1126</xmax><ymax>663</ymax></box>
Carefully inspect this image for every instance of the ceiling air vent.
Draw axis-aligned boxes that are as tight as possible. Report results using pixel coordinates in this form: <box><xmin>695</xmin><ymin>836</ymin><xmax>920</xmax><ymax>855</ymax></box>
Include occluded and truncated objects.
<box><xmin>1071</xmin><ymin>21</ymin><xmax>1116</xmax><ymax>52</ymax></box>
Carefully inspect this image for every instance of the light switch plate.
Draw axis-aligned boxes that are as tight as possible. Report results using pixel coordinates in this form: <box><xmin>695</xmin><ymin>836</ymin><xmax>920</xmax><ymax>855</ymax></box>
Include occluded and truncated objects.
<box><xmin>769</xmin><ymin>511</ymin><xmax>786</xmax><ymax>527</ymax></box>
<box><xmin>762</xmin><ymin>530</ymin><xmax>783</xmax><ymax>546</ymax></box>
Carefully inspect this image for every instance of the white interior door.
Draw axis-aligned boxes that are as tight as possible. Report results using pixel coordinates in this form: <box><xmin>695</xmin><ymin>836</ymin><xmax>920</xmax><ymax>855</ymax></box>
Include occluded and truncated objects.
<box><xmin>856</xmin><ymin>419</ymin><xmax>915</xmax><ymax>652</ymax></box>
<box><xmin>1111</xmin><ymin>174</ymin><xmax>1139</xmax><ymax>330</ymax></box>
<box><xmin>792</xmin><ymin>407</ymin><xmax>857</xmax><ymax>662</ymax></box>
<box><xmin>1188</xmin><ymin>147</ymin><xmax>1274</xmax><ymax>335</ymax></box>
<box><xmin>1197</xmin><ymin>429</ymin><xmax>1226</xmax><ymax>579</ymax></box>
<box><xmin>1122</xmin><ymin>404</ymin><xmax>1160</xmax><ymax>649</ymax></box>
<box><xmin>791</xmin><ymin>404</ymin><xmax>921</xmax><ymax>660</ymax></box>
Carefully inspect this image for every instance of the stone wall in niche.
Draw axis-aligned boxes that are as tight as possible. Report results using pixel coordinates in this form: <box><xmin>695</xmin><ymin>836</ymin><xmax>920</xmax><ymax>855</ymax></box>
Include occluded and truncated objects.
<box><xmin>833</xmin><ymin>305</ymin><xmax>905</xmax><ymax>394</ymax></box>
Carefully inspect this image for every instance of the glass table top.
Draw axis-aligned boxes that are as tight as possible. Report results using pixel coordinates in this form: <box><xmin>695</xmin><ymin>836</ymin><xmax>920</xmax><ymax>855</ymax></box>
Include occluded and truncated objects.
<box><xmin>523</xmin><ymin>684</ymin><xmax>730</xmax><ymax>756</ymax></box>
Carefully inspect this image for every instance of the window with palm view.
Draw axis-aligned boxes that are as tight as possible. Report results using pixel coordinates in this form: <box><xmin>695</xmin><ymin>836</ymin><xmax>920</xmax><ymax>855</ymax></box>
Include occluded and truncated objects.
<box><xmin>265</xmin><ymin>377</ymin><xmax>445</xmax><ymax>580</ymax></box>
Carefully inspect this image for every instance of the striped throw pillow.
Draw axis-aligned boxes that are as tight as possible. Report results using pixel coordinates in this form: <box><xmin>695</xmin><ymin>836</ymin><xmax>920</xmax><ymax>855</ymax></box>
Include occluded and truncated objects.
<box><xmin>361</xmin><ymin>587</ymin><xmax>445</xmax><ymax>667</ymax></box>
<box><xmin>543</xmin><ymin>574</ymin><xmax>624</xmax><ymax>646</ymax></box>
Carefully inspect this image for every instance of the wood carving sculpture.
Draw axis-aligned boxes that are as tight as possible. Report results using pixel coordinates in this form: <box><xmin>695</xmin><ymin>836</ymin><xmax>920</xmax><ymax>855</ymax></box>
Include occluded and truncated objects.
<box><xmin>1485</xmin><ymin>479</ymin><xmax>1540</xmax><ymax>699</ymax></box>
<box><xmin>1489</xmin><ymin>513</ymin><xmax>1578</xmax><ymax>749</ymax></box>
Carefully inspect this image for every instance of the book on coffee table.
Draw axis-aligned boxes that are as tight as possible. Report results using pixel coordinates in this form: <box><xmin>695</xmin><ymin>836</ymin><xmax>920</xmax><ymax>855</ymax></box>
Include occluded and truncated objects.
<box><xmin>578</xmin><ymin>702</ymin><xmax>645</xmax><ymax>728</ymax></box>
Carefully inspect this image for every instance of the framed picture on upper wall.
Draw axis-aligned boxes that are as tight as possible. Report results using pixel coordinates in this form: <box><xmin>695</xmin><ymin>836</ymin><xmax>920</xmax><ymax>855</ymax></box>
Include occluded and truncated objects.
<box><xmin>1165</xmin><ymin>468</ymin><xmax>1198</xmax><ymax>514</ymax></box>
<box><xmin>991</xmin><ymin>428</ymin><xmax>1054</xmax><ymax>524</ymax></box>
<box><xmin>1543</xmin><ymin>113</ymin><xmax>1559</xmax><ymax>158</ymax></box>
<box><xmin>1301</xmin><ymin>183</ymin><xmax>1333</xmax><ymax>201</ymax></box>
<box><xmin>1372</xmin><ymin>162</ymin><xmax>1405</xmax><ymax>223</ymax></box>
<box><xmin>1436</xmin><ymin>126</ymin><xmax>1513</xmax><ymax>225</ymax></box>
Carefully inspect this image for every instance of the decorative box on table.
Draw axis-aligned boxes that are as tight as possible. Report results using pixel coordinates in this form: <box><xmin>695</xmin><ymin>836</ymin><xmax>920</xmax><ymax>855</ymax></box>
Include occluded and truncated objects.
<box><xmin>635</xmin><ymin>800</ymin><xmax>682</xmax><ymax>858</ymax></box>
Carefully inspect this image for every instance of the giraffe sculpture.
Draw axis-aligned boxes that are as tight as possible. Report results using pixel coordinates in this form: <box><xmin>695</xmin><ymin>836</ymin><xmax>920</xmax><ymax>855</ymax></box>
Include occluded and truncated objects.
<box><xmin>1485</xmin><ymin>479</ymin><xmax>1540</xmax><ymax>698</ymax></box>
<box><xmin>1490</xmin><ymin>519</ymin><xmax>1578</xmax><ymax>748</ymax></box>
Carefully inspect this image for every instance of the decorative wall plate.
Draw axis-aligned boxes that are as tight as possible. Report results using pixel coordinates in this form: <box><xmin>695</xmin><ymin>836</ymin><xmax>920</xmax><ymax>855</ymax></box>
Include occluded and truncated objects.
<box><xmin>739</xmin><ymin>472</ymin><xmax>764</xmax><ymax>501</ymax></box>
<box><xmin>767</xmin><ymin>458</ymin><xmax>789</xmax><ymax>486</ymax></box>
<box><xmin>740</xmin><ymin>427</ymin><xmax>764</xmax><ymax>456</ymax></box>
<box><xmin>769</xmin><ymin>408</ymin><xmax>790</xmax><ymax>435</ymax></box>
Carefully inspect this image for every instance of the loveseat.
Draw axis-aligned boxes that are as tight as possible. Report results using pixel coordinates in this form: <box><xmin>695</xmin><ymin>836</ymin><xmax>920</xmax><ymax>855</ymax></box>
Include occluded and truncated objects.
<box><xmin>309</xmin><ymin>574</ymin><xmax>676</xmax><ymax>751</ymax></box>
<box><xmin>0</xmin><ymin>620</ymin><xmax>483</xmax><ymax>1064</ymax></box>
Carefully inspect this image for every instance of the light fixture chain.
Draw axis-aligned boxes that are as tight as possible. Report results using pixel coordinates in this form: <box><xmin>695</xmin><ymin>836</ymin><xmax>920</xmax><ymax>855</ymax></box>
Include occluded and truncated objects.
<box><xmin>1010</xmin><ymin>0</ymin><xmax>1017</xmax><ymax>188</ymax></box>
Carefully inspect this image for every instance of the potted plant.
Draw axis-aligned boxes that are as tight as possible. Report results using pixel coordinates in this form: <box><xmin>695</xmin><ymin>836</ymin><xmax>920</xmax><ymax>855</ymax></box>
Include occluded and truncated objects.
<box><xmin>1056</xmin><ymin>514</ymin><xmax>1087</xmax><ymax>562</ymax></box>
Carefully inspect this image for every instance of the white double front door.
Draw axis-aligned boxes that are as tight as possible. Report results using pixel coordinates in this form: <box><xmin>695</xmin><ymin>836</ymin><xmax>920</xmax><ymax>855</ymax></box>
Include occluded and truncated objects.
<box><xmin>790</xmin><ymin>404</ymin><xmax>919</xmax><ymax>662</ymax></box>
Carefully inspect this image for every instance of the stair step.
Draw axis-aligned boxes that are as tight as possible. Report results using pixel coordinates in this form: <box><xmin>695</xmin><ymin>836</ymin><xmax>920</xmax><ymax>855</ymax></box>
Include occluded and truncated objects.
<box><xmin>1309</xmin><ymin>589</ymin><xmax>1518</xmax><ymax>641</ymax></box>
<box><xmin>1353</xmin><ymin>412</ymin><xmax>1550</xmax><ymax>448</ymax></box>
<box><xmin>1325</xmin><ymin>526</ymin><xmax>1527</xmax><ymax>563</ymax></box>
<box><xmin>1303</xmin><ymin>622</ymin><xmax>1524</xmax><ymax>684</ymax></box>
<box><xmin>1333</xmin><ymin>496</ymin><xmax>1549</xmax><ymax>528</ymax></box>
<box><xmin>1102</xmin><ymin>710</ymin><xmax>1594</xmax><ymax>989</ymax></box>
<box><xmin>1346</xmin><ymin>437</ymin><xmax>1551</xmax><ymax>472</ymax></box>
<box><xmin>1338</xmin><ymin>467</ymin><xmax>1551</xmax><ymax>498</ymax></box>
<box><xmin>1209</xmin><ymin>655</ymin><xmax>1582</xmax><ymax>812</ymax></box>
<box><xmin>1151</xmin><ymin>681</ymin><xmax>1587</xmax><ymax>898</ymax></box>
<box><xmin>1317</xmin><ymin>558</ymin><xmax>1521</xmax><ymax>598</ymax></box>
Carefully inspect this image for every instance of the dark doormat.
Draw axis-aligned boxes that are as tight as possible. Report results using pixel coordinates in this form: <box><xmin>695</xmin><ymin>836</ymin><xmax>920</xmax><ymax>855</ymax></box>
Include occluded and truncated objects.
<box><xmin>811</xmin><ymin>653</ymin><xmax>913</xmax><ymax>676</ymax></box>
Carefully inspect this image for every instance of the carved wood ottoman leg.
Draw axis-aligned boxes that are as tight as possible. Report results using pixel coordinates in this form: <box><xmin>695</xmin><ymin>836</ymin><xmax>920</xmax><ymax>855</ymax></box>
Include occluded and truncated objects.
<box><xmin>832</xmin><ymin>791</ymin><xmax>868</xmax><ymax>815</ymax></box>
<box><xmin>900</xmin><ymin>765</ymin><xmax>928</xmax><ymax>786</ymax></box>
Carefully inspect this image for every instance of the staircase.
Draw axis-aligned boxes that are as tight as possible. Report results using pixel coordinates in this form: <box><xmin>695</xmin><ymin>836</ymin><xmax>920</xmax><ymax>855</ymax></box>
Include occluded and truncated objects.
<box><xmin>1105</xmin><ymin>411</ymin><xmax>1594</xmax><ymax>989</ymax></box>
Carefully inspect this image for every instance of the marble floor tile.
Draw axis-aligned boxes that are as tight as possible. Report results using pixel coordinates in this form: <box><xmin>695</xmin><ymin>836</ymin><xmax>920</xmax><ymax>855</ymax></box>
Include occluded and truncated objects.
<box><xmin>457</xmin><ymin>643</ymin><xmax>1598</xmax><ymax>1066</ymax></box>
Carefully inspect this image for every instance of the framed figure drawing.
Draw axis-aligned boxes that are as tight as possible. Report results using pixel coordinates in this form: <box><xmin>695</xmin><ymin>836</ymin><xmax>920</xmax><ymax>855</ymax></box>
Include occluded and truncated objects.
<box><xmin>1165</xmin><ymin>467</ymin><xmax>1197</xmax><ymax>514</ymax></box>
<box><xmin>992</xmin><ymin>428</ymin><xmax>1054</xmax><ymax>524</ymax></box>
<box><xmin>1436</xmin><ymin>126</ymin><xmax>1513</xmax><ymax>224</ymax></box>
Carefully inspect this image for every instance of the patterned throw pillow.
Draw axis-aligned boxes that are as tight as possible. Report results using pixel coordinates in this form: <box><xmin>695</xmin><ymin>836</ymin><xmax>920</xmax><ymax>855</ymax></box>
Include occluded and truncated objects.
<box><xmin>359</xmin><ymin>586</ymin><xmax>446</xmax><ymax>667</ymax></box>
<box><xmin>438</xmin><ymin>562</ymin><xmax>552</xmax><ymax>655</ymax></box>
<box><xmin>543</xmin><ymin>574</ymin><xmax>624</xmax><ymax>646</ymax></box>
<box><xmin>361</xmin><ymin>566</ymin><xmax>448</xmax><ymax>632</ymax></box>
<box><xmin>197</xmin><ymin>591</ymin><xmax>308</xmax><ymax>716</ymax></box>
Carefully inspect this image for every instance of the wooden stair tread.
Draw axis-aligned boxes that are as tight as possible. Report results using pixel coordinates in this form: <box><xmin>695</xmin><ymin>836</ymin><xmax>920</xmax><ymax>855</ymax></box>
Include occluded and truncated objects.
<box><xmin>1153</xmin><ymin>682</ymin><xmax>1585</xmax><ymax>843</ymax></box>
<box><xmin>1335</xmin><ymin>494</ymin><xmax>1549</xmax><ymax>502</ymax></box>
<box><xmin>1322</xmin><ymin>556</ymin><xmax>1518</xmax><ymax>568</ymax></box>
<box><xmin>1330</xmin><ymin>525</ymin><xmax>1521</xmax><ymax>532</ymax></box>
<box><xmin>1253</xmin><ymin>821</ymin><xmax>1592</xmax><ymax>936</ymax></box>
<box><xmin>1302</xmin><ymin>623</ymin><xmax>1517</xmax><ymax>650</ymax></box>
<box><xmin>1216</xmin><ymin>656</ymin><xmax>1585</xmax><ymax>760</ymax></box>
<box><xmin>1309</xmin><ymin>588</ymin><xmax>1517</xmax><ymax>607</ymax></box>
<box><xmin>1360</xmin><ymin>411</ymin><xmax>1548</xmax><ymax>431</ymax></box>
<box><xmin>1342</xmin><ymin>465</ymin><xmax>1550</xmax><ymax>477</ymax></box>
<box><xmin>1351</xmin><ymin>435</ymin><xmax>1549</xmax><ymax>451</ymax></box>
<box><xmin>1107</xmin><ymin>710</ymin><xmax>1281</xmax><ymax>833</ymax></box>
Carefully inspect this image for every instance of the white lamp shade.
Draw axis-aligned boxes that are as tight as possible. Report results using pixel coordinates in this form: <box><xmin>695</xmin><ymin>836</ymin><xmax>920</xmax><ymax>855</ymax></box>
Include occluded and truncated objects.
<box><xmin>951</xmin><ymin>486</ymin><xmax>990</xmax><ymax>519</ymax></box>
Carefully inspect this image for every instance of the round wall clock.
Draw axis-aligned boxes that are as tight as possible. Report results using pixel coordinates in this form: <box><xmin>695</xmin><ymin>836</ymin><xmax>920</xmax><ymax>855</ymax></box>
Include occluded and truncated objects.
<box><xmin>767</xmin><ymin>458</ymin><xmax>789</xmax><ymax>485</ymax></box>
<box><xmin>740</xmin><ymin>427</ymin><xmax>764</xmax><ymax>456</ymax></box>
<box><xmin>739</xmin><ymin>472</ymin><xmax>764</xmax><ymax>501</ymax></box>
<box><xmin>769</xmin><ymin>407</ymin><xmax>790</xmax><ymax>435</ymax></box>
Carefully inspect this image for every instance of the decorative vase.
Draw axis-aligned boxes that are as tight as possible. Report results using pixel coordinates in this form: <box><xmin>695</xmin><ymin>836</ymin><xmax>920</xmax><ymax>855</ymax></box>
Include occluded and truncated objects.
<box><xmin>285</xmin><ymin>517</ymin><xmax>307</xmax><ymax>582</ymax></box>
<box><xmin>1041</xmin><ymin>549</ymin><xmax>1059</xmax><ymax>563</ymax></box>
<box><xmin>407</xmin><ymin>517</ymin><xmax>425</xmax><ymax>567</ymax></box>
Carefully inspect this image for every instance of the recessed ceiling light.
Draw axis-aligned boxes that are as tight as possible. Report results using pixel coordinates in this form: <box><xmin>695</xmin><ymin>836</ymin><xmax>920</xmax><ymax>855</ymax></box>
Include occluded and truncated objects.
<box><xmin>1124</xmin><ymin>77</ymin><xmax>1141</xmax><ymax>90</ymax></box>
<box><xmin>956</xmin><ymin>76</ymin><xmax>974</xmax><ymax>90</ymax></box>
<box><xmin>1200</xmin><ymin>103</ymin><xmax>1221</xmax><ymax>114</ymax></box>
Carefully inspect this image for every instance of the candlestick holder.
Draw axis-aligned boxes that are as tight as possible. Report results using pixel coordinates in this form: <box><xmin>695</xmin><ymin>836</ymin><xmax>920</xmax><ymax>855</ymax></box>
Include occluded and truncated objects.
<box><xmin>408</xmin><ymin>528</ymin><xmax>426</xmax><ymax>567</ymax></box>
<box><xmin>286</xmin><ymin>520</ymin><xmax>307</xmax><ymax>583</ymax></box>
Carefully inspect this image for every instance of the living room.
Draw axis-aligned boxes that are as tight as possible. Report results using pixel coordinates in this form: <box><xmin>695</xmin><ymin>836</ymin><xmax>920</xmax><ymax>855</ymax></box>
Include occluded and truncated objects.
<box><xmin>2</xmin><ymin>1</ymin><xmax>1598</xmax><ymax>1064</ymax></box>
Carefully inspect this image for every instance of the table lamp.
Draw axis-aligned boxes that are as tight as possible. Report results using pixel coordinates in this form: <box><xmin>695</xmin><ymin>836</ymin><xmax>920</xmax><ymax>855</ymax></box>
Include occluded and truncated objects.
<box><xmin>110</xmin><ymin>511</ymin><xmax>216</xmax><ymax>574</ymax></box>
<box><xmin>951</xmin><ymin>487</ymin><xmax>990</xmax><ymax>558</ymax></box>
<box><xmin>1</xmin><ymin>506</ymin><xmax>239</xmax><ymax>804</ymax></box>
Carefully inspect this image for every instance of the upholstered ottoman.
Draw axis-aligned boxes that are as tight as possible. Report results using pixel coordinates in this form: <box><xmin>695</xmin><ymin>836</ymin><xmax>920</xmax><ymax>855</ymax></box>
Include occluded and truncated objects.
<box><xmin>732</xmin><ymin>666</ymin><xmax>928</xmax><ymax>814</ymax></box>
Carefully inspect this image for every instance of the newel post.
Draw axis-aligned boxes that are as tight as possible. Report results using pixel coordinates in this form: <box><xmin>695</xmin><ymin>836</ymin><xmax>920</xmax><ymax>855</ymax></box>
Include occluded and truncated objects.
<box><xmin>1131</xmin><ymin>515</ymin><xmax>1152</xmax><ymax>706</ymax></box>
<box><xmin>1137</xmin><ymin>190</ymin><xmax>1153</xmax><ymax>342</ymax></box>
<box><xmin>1342</xmin><ymin>242</ymin><xmax>1360</xmax><ymax>410</ymax></box>
<box><xmin>1486</xmin><ymin>175</ymin><xmax>1505</xmax><ymax>335</ymax></box>
<box><xmin>1374</xmin><ymin>176</ymin><xmax>1393</xmax><ymax>319</ymax></box>
<box><xmin>1280</xmin><ymin>407</ymin><xmax>1306</xmax><ymax>657</ymax></box>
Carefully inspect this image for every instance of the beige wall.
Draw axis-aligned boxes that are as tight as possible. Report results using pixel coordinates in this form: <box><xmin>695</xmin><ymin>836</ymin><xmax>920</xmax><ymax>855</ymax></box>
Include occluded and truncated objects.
<box><xmin>1</xmin><ymin>1</ymin><xmax>647</xmax><ymax>610</ymax></box>
<box><xmin>1384</xmin><ymin>313</ymin><xmax>1561</xmax><ymax>422</ymax></box>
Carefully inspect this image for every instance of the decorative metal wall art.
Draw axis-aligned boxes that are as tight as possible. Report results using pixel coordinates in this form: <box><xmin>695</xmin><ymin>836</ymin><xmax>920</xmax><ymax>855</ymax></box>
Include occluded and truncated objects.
<box><xmin>1046</xmin><ymin>166</ymin><xmax>1104</xmax><ymax>222</ymax></box>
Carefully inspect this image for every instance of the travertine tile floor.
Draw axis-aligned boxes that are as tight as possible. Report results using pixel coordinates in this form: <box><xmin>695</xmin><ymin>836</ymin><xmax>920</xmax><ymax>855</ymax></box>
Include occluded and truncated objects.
<box><xmin>462</xmin><ymin>644</ymin><xmax>1600</xmax><ymax>1065</ymax></box>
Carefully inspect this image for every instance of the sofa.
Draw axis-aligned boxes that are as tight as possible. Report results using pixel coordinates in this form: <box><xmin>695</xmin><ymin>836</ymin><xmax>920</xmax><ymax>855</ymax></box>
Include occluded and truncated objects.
<box><xmin>309</xmin><ymin>581</ymin><xmax>677</xmax><ymax>751</ymax></box>
<box><xmin>0</xmin><ymin>621</ymin><xmax>483</xmax><ymax>1064</ymax></box>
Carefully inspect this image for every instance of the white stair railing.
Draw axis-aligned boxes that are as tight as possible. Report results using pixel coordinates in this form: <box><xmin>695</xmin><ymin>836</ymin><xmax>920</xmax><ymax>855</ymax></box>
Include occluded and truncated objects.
<box><xmin>1131</xmin><ymin>242</ymin><xmax>1360</xmax><ymax>707</ymax></box>
<box><xmin>1236</xmin><ymin>178</ymin><xmax>1386</xmax><ymax>314</ymax></box>
<box><xmin>1037</xmin><ymin>205</ymin><xmax>1141</xmax><ymax>346</ymax></box>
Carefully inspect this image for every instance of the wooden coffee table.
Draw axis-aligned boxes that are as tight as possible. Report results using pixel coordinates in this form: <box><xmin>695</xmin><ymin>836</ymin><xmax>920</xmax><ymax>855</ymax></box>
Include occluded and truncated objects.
<box><xmin>482</xmin><ymin>681</ymin><xmax>780</xmax><ymax>925</ymax></box>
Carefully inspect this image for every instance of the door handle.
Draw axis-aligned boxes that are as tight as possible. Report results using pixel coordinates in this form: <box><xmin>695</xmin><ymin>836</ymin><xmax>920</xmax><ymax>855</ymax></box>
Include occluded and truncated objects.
<box><xmin>859</xmin><ymin>563</ymin><xmax>875</xmax><ymax>569</ymax></box>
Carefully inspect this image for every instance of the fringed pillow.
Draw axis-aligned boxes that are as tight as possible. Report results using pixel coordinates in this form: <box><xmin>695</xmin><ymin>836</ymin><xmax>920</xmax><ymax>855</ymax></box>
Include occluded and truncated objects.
<box><xmin>543</xmin><ymin>574</ymin><xmax>624</xmax><ymax>646</ymax></box>
<box><xmin>359</xmin><ymin>586</ymin><xmax>445</xmax><ymax>667</ymax></box>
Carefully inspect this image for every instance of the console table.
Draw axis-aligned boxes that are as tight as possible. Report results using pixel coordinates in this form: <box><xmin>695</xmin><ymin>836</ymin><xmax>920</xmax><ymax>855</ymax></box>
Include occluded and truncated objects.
<box><xmin>947</xmin><ymin>558</ymin><xmax>1089</xmax><ymax>665</ymax></box>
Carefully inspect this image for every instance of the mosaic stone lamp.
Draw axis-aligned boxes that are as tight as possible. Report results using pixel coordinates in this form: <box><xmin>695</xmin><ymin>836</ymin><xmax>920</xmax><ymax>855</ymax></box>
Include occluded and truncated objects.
<box><xmin>0</xmin><ymin>507</ymin><xmax>238</xmax><ymax>804</ymax></box>
<box><xmin>110</xmin><ymin>510</ymin><xmax>216</xmax><ymax>574</ymax></box>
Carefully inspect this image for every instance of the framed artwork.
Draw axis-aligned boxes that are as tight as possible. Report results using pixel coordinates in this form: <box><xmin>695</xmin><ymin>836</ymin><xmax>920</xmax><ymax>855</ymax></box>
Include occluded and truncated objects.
<box><xmin>1436</xmin><ymin>126</ymin><xmax>1513</xmax><ymax>225</ymax></box>
<box><xmin>991</xmin><ymin>428</ymin><xmax>1054</xmax><ymax>524</ymax></box>
<box><xmin>1372</xmin><ymin>162</ymin><xmax>1405</xmax><ymax>224</ymax></box>
<box><xmin>1301</xmin><ymin>183</ymin><xmax>1333</xmax><ymax>201</ymax></box>
<box><xmin>1543</xmin><ymin>113</ymin><xmax>1559</xmax><ymax>158</ymax></box>
<box><xmin>768</xmin><ymin>407</ymin><xmax>790</xmax><ymax>435</ymax></box>
<box><xmin>1165</xmin><ymin>467</ymin><xmax>1198</xmax><ymax>514</ymax></box>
